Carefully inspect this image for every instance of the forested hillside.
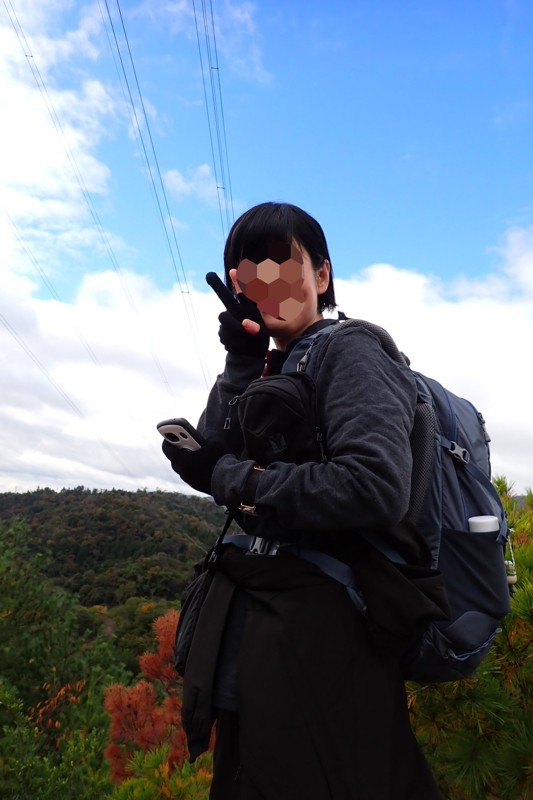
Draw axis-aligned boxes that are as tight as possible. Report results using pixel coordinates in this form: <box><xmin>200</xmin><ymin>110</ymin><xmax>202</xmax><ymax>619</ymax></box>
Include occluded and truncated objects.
<box><xmin>1</xmin><ymin>483</ymin><xmax>532</xmax><ymax>798</ymax></box>
<box><xmin>0</xmin><ymin>488</ymin><xmax>228</xmax><ymax>606</ymax></box>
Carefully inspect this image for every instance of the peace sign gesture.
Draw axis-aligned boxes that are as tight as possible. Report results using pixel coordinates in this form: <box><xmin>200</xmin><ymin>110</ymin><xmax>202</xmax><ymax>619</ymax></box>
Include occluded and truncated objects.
<box><xmin>206</xmin><ymin>271</ymin><xmax>270</xmax><ymax>358</ymax></box>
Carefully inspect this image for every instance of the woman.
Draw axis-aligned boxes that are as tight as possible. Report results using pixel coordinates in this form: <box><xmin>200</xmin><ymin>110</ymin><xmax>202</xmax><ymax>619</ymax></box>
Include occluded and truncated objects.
<box><xmin>163</xmin><ymin>202</ymin><xmax>442</xmax><ymax>799</ymax></box>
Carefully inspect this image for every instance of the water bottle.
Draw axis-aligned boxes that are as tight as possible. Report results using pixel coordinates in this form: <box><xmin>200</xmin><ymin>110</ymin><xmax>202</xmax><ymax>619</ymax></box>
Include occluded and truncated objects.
<box><xmin>468</xmin><ymin>515</ymin><xmax>499</xmax><ymax>533</ymax></box>
<box><xmin>468</xmin><ymin>515</ymin><xmax>517</xmax><ymax>588</ymax></box>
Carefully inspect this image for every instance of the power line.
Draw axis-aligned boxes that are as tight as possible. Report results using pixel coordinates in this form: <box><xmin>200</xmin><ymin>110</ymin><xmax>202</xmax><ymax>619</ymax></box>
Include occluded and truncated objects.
<box><xmin>2</xmin><ymin>208</ymin><xmax>102</xmax><ymax>367</ymax></box>
<box><xmin>192</xmin><ymin>0</ymin><xmax>235</xmax><ymax>239</ymax></box>
<box><xmin>3</xmin><ymin>0</ymin><xmax>174</xmax><ymax>397</ymax></box>
<box><xmin>203</xmin><ymin>0</ymin><xmax>234</xmax><ymax>232</ymax></box>
<box><xmin>208</xmin><ymin>0</ymin><xmax>235</xmax><ymax>226</ymax></box>
<box><xmin>0</xmin><ymin>309</ymin><xmax>136</xmax><ymax>478</ymax></box>
<box><xmin>193</xmin><ymin>0</ymin><xmax>227</xmax><ymax>238</ymax></box>
<box><xmin>105</xmin><ymin>0</ymin><xmax>212</xmax><ymax>390</ymax></box>
<box><xmin>0</xmin><ymin>310</ymin><xmax>86</xmax><ymax>420</ymax></box>
<box><xmin>1</xmin><ymin>1</ymin><xmax>224</xmax><ymax>487</ymax></box>
<box><xmin>104</xmin><ymin>0</ymin><xmax>188</xmax><ymax>288</ymax></box>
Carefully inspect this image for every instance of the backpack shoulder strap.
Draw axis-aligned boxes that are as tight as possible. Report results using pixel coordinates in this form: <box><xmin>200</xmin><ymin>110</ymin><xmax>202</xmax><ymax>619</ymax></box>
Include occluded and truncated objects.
<box><xmin>301</xmin><ymin>317</ymin><xmax>410</xmax><ymax>374</ymax></box>
<box><xmin>333</xmin><ymin>318</ymin><xmax>409</xmax><ymax>366</ymax></box>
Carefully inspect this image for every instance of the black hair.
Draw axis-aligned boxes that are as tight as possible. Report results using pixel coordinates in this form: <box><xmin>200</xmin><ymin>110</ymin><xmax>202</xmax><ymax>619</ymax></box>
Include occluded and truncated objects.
<box><xmin>223</xmin><ymin>202</ymin><xmax>336</xmax><ymax>312</ymax></box>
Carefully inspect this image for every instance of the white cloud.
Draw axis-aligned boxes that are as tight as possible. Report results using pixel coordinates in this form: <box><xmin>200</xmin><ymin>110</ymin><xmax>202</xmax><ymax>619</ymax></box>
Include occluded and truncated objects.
<box><xmin>131</xmin><ymin>0</ymin><xmax>193</xmax><ymax>36</ymax></box>
<box><xmin>330</xmin><ymin>243</ymin><xmax>533</xmax><ymax>495</ymax></box>
<box><xmin>134</xmin><ymin>0</ymin><xmax>271</xmax><ymax>84</ymax></box>
<box><xmin>0</xmin><ymin>264</ymin><xmax>222</xmax><ymax>493</ymax></box>
<box><xmin>497</xmin><ymin>225</ymin><xmax>533</xmax><ymax>295</ymax></box>
<box><xmin>0</xmin><ymin>13</ymin><xmax>111</xmax><ymax>205</ymax></box>
<box><xmin>0</xmin><ymin>4</ymin><xmax>130</xmax><ymax>286</ymax></box>
<box><xmin>217</xmin><ymin>1</ymin><xmax>272</xmax><ymax>84</ymax></box>
<box><xmin>1</xmin><ymin>238</ymin><xmax>532</xmax><ymax>496</ymax></box>
<box><xmin>3</xmin><ymin>1</ymin><xmax>102</xmax><ymax>63</ymax></box>
<box><xmin>164</xmin><ymin>164</ymin><xmax>219</xmax><ymax>203</ymax></box>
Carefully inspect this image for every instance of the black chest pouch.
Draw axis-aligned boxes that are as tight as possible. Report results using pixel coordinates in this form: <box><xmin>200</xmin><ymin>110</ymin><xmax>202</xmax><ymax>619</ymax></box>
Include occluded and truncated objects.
<box><xmin>236</xmin><ymin>371</ymin><xmax>325</xmax><ymax>466</ymax></box>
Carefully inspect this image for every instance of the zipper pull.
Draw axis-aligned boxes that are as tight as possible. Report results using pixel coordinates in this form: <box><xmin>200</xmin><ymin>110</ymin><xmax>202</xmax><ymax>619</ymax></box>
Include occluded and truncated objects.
<box><xmin>224</xmin><ymin>396</ymin><xmax>239</xmax><ymax>430</ymax></box>
<box><xmin>477</xmin><ymin>411</ymin><xmax>491</xmax><ymax>443</ymax></box>
<box><xmin>316</xmin><ymin>427</ymin><xmax>327</xmax><ymax>463</ymax></box>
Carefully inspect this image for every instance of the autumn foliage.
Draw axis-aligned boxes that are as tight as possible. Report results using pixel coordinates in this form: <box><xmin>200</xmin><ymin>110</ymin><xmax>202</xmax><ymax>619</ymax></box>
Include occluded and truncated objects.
<box><xmin>29</xmin><ymin>679</ymin><xmax>87</xmax><ymax>746</ymax></box>
<box><xmin>104</xmin><ymin>609</ymin><xmax>189</xmax><ymax>783</ymax></box>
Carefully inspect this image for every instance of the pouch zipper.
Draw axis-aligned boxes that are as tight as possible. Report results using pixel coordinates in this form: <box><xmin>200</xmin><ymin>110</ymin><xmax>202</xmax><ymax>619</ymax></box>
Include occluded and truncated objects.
<box><xmin>224</xmin><ymin>395</ymin><xmax>239</xmax><ymax>430</ymax></box>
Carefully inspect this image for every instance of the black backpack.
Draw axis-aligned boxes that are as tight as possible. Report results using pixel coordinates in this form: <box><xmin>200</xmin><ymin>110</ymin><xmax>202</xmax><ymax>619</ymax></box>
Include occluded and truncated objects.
<box><xmin>237</xmin><ymin>319</ymin><xmax>512</xmax><ymax>683</ymax></box>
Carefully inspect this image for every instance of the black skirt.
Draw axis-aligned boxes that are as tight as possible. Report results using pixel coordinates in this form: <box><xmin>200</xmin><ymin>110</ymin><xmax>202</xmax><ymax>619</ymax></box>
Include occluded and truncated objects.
<box><xmin>183</xmin><ymin>546</ymin><xmax>442</xmax><ymax>800</ymax></box>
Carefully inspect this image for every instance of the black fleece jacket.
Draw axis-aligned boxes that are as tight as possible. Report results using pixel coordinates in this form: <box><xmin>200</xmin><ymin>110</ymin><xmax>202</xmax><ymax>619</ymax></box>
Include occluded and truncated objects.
<box><xmin>198</xmin><ymin>319</ymin><xmax>418</xmax><ymax>548</ymax></box>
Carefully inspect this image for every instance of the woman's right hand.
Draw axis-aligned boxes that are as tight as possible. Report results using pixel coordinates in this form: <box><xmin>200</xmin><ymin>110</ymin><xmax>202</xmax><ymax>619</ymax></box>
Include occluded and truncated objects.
<box><xmin>206</xmin><ymin>271</ymin><xmax>270</xmax><ymax>358</ymax></box>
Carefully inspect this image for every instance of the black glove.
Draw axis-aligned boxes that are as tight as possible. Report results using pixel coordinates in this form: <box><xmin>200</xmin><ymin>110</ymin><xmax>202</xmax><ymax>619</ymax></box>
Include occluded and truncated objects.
<box><xmin>206</xmin><ymin>272</ymin><xmax>270</xmax><ymax>359</ymax></box>
<box><xmin>162</xmin><ymin>438</ymin><xmax>228</xmax><ymax>494</ymax></box>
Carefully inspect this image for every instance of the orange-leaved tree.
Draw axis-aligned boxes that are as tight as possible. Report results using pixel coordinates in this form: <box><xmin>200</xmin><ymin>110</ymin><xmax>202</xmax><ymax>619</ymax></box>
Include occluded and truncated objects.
<box><xmin>104</xmin><ymin>609</ymin><xmax>193</xmax><ymax>784</ymax></box>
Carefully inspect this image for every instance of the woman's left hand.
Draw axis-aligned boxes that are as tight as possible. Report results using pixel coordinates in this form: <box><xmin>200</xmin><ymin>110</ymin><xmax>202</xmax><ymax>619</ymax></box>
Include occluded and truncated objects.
<box><xmin>162</xmin><ymin>438</ymin><xmax>228</xmax><ymax>494</ymax></box>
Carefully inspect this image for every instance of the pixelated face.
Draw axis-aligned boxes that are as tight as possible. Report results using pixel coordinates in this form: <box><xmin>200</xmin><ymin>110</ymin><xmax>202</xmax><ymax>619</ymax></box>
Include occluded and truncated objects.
<box><xmin>235</xmin><ymin>241</ymin><xmax>305</xmax><ymax>321</ymax></box>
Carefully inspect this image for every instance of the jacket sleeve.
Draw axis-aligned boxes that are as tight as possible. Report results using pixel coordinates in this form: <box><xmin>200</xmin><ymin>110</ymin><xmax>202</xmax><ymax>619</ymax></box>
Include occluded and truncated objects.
<box><xmin>210</xmin><ymin>327</ymin><xmax>417</xmax><ymax>533</ymax></box>
<box><xmin>196</xmin><ymin>352</ymin><xmax>266</xmax><ymax>454</ymax></box>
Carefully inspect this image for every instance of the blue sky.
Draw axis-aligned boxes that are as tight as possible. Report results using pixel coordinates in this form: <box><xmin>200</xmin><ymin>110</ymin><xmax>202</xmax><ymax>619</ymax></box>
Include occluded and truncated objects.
<box><xmin>1</xmin><ymin>0</ymin><xmax>532</xmax><ymax>494</ymax></box>
<box><xmin>89</xmin><ymin>0</ymin><xmax>533</xmax><ymax>286</ymax></box>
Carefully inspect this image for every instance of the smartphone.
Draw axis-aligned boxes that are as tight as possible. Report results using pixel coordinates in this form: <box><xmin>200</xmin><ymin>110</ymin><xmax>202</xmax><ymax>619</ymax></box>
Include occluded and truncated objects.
<box><xmin>157</xmin><ymin>418</ymin><xmax>205</xmax><ymax>451</ymax></box>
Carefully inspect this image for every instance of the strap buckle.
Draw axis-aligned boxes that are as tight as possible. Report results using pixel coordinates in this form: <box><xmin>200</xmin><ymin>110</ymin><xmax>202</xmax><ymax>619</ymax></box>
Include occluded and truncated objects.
<box><xmin>449</xmin><ymin>440</ymin><xmax>471</xmax><ymax>463</ymax></box>
<box><xmin>249</xmin><ymin>536</ymin><xmax>280</xmax><ymax>555</ymax></box>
